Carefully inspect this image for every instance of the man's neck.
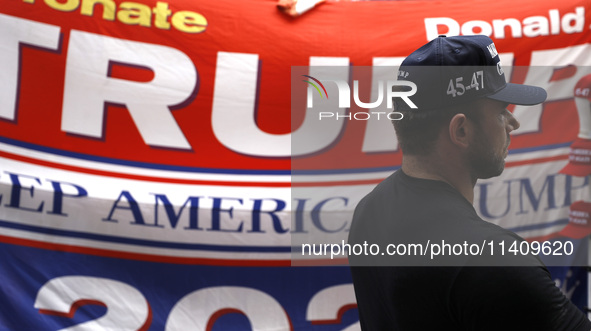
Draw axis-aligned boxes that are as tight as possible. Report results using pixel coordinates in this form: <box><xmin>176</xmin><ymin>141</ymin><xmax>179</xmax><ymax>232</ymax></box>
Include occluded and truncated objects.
<box><xmin>400</xmin><ymin>155</ymin><xmax>476</xmax><ymax>204</ymax></box>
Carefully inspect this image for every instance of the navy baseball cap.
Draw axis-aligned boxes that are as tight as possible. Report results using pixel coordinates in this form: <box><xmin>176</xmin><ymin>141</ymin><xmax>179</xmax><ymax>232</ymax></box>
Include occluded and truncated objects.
<box><xmin>396</xmin><ymin>35</ymin><xmax>547</xmax><ymax>111</ymax></box>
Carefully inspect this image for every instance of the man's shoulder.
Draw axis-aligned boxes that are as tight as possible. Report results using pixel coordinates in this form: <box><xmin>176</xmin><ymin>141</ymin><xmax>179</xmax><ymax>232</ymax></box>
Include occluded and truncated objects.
<box><xmin>354</xmin><ymin>170</ymin><xmax>472</xmax><ymax>214</ymax></box>
<box><xmin>357</xmin><ymin>171</ymin><xmax>399</xmax><ymax>202</ymax></box>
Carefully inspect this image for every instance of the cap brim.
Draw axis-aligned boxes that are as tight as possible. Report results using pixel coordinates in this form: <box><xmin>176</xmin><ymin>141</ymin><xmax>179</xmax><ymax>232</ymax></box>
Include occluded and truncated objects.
<box><xmin>558</xmin><ymin>224</ymin><xmax>591</xmax><ymax>239</ymax></box>
<box><xmin>559</xmin><ymin>162</ymin><xmax>591</xmax><ymax>177</ymax></box>
<box><xmin>487</xmin><ymin>83</ymin><xmax>547</xmax><ymax>105</ymax></box>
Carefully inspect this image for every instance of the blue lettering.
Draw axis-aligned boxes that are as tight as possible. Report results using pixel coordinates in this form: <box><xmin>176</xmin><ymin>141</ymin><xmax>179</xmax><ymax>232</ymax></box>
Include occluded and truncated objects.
<box><xmin>47</xmin><ymin>180</ymin><xmax>88</xmax><ymax>216</ymax></box>
<box><xmin>517</xmin><ymin>174</ymin><xmax>557</xmax><ymax>215</ymax></box>
<box><xmin>311</xmin><ymin>197</ymin><xmax>348</xmax><ymax>233</ymax></box>
<box><xmin>292</xmin><ymin>198</ymin><xmax>308</xmax><ymax>233</ymax></box>
<box><xmin>249</xmin><ymin>198</ymin><xmax>288</xmax><ymax>233</ymax></box>
<box><xmin>4</xmin><ymin>172</ymin><xmax>43</xmax><ymax>213</ymax></box>
<box><xmin>152</xmin><ymin>194</ymin><xmax>203</xmax><ymax>230</ymax></box>
<box><xmin>210</xmin><ymin>197</ymin><xmax>244</xmax><ymax>232</ymax></box>
<box><xmin>563</xmin><ymin>175</ymin><xmax>589</xmax><ymax>207</ymax></box>
<box><xmin>103</xmin><ymin>190</ymin><xmax>145</xmax><ymax>225</ymax></box>
<box><xmin>478</xmin><ymin>180</ymin><xmax>511</xmax><ymax>219</ymax></box>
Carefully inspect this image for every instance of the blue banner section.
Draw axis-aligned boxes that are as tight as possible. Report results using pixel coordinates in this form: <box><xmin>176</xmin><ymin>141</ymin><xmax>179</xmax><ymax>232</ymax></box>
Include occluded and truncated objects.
<box><xmin>0</xmin><ymin>243</ymin><xmax>359</xmax><ymax>330</ymax></box>
<box><xmin>0</xmin><ymin>242</ymin><xmax>587</xmax><ymax>330</ymax></box>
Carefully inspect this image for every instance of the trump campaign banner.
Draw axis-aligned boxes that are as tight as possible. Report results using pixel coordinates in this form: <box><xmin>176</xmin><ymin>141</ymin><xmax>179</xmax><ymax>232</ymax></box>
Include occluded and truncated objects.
<box><xmin>1</xmin><ymin>0</ymin><xmax>591</xmax><ymax>329</ymax></box>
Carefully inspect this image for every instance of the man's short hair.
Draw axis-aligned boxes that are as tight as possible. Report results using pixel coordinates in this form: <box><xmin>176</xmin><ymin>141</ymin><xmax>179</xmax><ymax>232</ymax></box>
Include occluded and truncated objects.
<box><xmin>392</xmin><ymin>99</ymin><xmax>481</xmax><ymax>155</ymax></box>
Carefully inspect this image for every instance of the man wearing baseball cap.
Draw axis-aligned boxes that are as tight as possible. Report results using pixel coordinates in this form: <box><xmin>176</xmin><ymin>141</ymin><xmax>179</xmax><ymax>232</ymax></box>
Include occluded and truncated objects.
<box><xmin>348</xmin><ymin>35</ymin><xmax>591</xmax><ymax>330</ymax></box>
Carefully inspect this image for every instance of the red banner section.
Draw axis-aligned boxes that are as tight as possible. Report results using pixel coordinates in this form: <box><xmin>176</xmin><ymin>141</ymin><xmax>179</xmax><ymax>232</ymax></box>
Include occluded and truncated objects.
<box><xmin>1</xmin><ymin>0</ymin><xmax>589</xmax><ymax>173</ymax></box>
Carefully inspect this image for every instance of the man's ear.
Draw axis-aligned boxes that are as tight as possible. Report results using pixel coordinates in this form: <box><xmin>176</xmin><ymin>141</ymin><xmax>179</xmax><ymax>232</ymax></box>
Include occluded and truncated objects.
<box><xmin>448</xmin><ymin>113</ymin><xmax>472</xmax><ymax>149</ymax></box>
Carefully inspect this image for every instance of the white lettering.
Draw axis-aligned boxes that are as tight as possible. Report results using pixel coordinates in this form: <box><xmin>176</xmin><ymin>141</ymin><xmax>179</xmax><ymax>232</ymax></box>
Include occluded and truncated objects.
<box><xmin>424</xmin><ymin>17</ymin><xmax>460</xmax><ymax>40</ymax></box>
<box><xmin>353</xmin><ymin>80</ymin><xmax>383</xmax><ymax>109</ymax></box>
<box><xmin>461</xmin><ymin>20</ymin><xmax>493</xmax><ymax>36</ymax></box>
<box><xmin>562</xmin><ymin>7</ymin><xmax>585</xmax><ymax>34</ymax></box>
<box><xmin>523</xmin><ymin>16</ymin><xmax>549</xmax><ymax>38</ymax></box>
<box><xmin>387</xmin><ymin>81</ymin><xmax>417</xmax><ymax>109</ymax></box>
<box><xmin>167</xmin><ymin>287</ymin><xmax>290</xmax><ymax>330</ymax></box>
<box><xmin>61</xmin><ymin>30</ymin><xmax>194</xmax><ymax>149</ymax></box>
<box><xmin>353</xmin><ymin>112</ymin><xmax>370</xmax><ymax>120</ymax></box>
<box><xmin>549</xmin><ymin>9</ymin><xmax>561</xmax><ymax>35</ymax></box>
<box><xmin>492</xmin><ymin>18</ymin><xmax>523</xmax><ymax>39</ymax></box>
<box><xmin>425</xmin><ymin>7</ymin><xmax>586</xmax><ymax>40</ymax></box>
<box><xmin>211</xmin><ymin>54</ymin><xmax>349</xmax><ymax>157</ymax></box>
<box><xmin>486</xmin><ymin>43</ymin><xmax>499</xmax><ymax>58</ymax></box>
<box><xmin>0</xmin><ymin>14</ymin><xmax>60</xmax><ymax>121</ymax></box>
